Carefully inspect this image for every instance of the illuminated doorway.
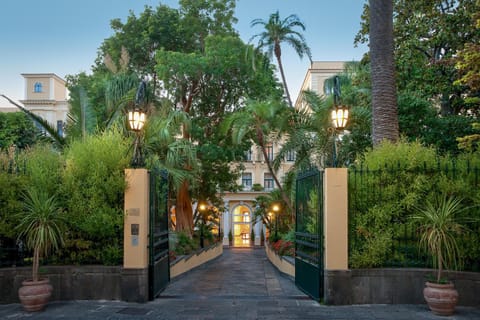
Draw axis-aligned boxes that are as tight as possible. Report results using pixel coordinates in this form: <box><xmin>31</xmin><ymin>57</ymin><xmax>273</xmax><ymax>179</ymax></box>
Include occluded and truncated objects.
<box><xmin>232</xmin><ymin>205</ymin><xmax>251</xmax><ymax>247</ymax></box>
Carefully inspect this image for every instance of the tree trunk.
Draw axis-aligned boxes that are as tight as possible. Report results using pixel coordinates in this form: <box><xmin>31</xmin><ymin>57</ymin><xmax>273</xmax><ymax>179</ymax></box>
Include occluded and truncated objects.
<box><xmin>175</xmin><ymin>180</ymin><xmax>193</xmax><ymax>236</ymax></box>
<box><xmin>440</xmin><ymin>92</ymin><xmax>452</xmax><ymax>116</ymax></box>
<box><xmin>256</xmin><ymin>128</ymin><xmax>294</xmax><ymax>221</ymax></box>
<box><xmin>174</xmin><ymin>93</ymin><xmax>196</xmax><ymax>237</ymax></box>
<box><xmin>370</xmin><ymin>0</ymin><xmax>399</xmax><ymax>145</ymax></box>
<box><xmin>32</xmin><ymin>247</ymin><xmax>39</xmax><ymax>282</ymax></box>
<box><xmin>275</xmin><ymin>43</ymin><xmax>293</xmax><ymax>108</ymax></box>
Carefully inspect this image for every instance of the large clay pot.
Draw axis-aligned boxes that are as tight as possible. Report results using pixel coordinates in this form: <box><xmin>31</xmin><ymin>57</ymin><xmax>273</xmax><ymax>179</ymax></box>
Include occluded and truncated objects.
<box><xmin>18</xmin><ymin>278</ymin><xmax>52</xmax><ymax>312</ymax></box>
<box><xmin>423</xmin><ymin>281</ymin><xmax>458</xmax><ymax>316</ymax></box>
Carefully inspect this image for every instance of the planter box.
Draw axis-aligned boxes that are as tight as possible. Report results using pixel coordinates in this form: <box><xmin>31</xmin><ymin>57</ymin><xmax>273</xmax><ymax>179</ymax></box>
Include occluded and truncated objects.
<box><xmin>170</xmin><ymin>243</ymin><xmax>223</xmax><ymax>279</ymax></box>
<box><xmin>265</xmin><ymin>243</ymin><xmax>295</xmax><ymax>277</ymax></box>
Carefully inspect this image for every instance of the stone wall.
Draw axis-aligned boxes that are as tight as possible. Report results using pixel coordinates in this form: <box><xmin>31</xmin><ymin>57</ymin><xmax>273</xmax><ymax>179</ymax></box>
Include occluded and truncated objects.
<box><xmin>0</xmin><ymin>265</ymin><xmax>124</xmax><ymax>304</ymax></box>
<box><xmin>325</xmin><ymin>268</ymin><xmax>480</xmax><ymax>307</ymax></box>
<box><xmin>1</xmin><ymin>244</ymin><xmax>224</xmax><ymax>304</ymax></box>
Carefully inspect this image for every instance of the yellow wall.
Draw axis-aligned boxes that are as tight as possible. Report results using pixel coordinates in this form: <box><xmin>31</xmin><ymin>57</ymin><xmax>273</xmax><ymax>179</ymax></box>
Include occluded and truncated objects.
<box><xmin>324</xmin><ymin>168</ymin><xmax>348</xmax><ymax>270</ymax></box>
<box><xmin>124</xmin><ymin>169</ymin><xmax>150</xmax><ymax>269</ymax></box>
<box><xmin>26</xmin><ymin>76</ymin><xmax>50</xmax><ymax>100</ymax></box>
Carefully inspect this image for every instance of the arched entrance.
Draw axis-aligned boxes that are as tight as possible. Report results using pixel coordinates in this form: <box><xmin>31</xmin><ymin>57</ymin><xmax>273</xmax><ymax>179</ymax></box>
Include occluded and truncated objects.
<box><xmin>232</xmin><ymin>205</ymin><xmax>251</xmax><ymax>247</ymax></box>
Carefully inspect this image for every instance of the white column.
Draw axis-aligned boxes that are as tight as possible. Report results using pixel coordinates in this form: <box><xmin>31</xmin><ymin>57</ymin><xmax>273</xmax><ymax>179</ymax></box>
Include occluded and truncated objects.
<box><xmin>222</xmin><ymin>201</ymin><xmax>230</xmax><ymax>245</ymax></box>
<box><xmin>254</xmin><ymin>220</ymin><xmax>261</xmax><ymax>246</ymax></box>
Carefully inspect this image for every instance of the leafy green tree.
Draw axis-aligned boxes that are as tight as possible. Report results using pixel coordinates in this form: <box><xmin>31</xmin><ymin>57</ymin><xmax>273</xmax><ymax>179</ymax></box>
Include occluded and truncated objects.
<box><xmin>250</xmin><ymin>11</ymin><xmax>312</xmax><ymax>108</ymax></box>
<box><xmin>357</xmin><ymin>0</ymin><xmax>480</xmax><ymax>116</ymax></box>
<box><xmin>153</xmin><ymin>24</ymin><xmax>279</xmax><ymax>233</ymax></box>
<box><xmin>67</xmin><ymin>0</ymin><xmax>281</xmax><ymax>237</ymax></box>
<box><xmin>0</xmin><ymin>112</ymin><xmax>38</xmax><ymax>150</ymax></box>
<box><xmin>0</xmin><ymin>95</ymin><xmax>65</xmax><ymax>149</ymax></box>
<box><xmin>454</xmin><ymin>1</ymin><xmax>480</xmax><ymax>113</ymax></box>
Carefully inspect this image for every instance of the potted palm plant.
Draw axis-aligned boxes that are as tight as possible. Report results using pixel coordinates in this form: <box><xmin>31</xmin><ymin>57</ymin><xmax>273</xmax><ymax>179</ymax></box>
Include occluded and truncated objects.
<box><xmin>411</xmin><ymin>195</ymin><xmax>466</xmax><ymax>316</ymax></box>
<box><xmin>16</xmin><ymin>188</ymin><xmax>65</xmax><ymax>312</ymax></box>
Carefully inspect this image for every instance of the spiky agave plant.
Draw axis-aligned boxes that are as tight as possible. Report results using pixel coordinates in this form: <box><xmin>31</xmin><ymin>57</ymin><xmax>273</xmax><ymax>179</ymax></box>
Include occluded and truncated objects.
<box><xmin>16</xmin><ymin>189</ymin><xmax>65</xmax><ymax>282</ymax></box>
<box><xmin>411</xmin><ymin>195</ymin><xmax>466</xmax><ymax>283</ymax></box>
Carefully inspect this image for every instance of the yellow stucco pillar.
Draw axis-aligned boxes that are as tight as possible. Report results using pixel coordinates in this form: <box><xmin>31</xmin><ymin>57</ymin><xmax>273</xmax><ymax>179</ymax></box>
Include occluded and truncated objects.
<box><xmin>323</xmin><ymin>168</ymin><xmax>348</xmax><ymax>270</ymax></box>
<box><xmin>124</xmin><ymin>169</ymin><xmax>150</xmax><ymax>269</ymax></box>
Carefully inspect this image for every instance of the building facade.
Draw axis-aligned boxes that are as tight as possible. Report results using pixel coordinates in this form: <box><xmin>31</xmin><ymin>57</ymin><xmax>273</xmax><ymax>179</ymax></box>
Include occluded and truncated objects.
<box><xmin>295</xmin><ymin>61</ymin><xmax>345</xmax><ymax>111</ymax></box>
<box><xmin>221</xmin><ymin>61</ymin><xmax>346</xmax><ymax>247</ymax></box>
<box><xmin>19</xmin><ymin>73</ymin><xmax>68</xmax><ymax>136</ymax></box>
<box><xmin>220</xmin><ymin>141</ymin><xmax>295</xmax><ymax>247</ymax></box>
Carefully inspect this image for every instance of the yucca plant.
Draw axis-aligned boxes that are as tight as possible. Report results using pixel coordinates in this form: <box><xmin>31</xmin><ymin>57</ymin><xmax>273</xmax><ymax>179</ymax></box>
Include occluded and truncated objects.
<box><xmin>411</xmin><ymin>195</ymin><xmax>465</xmax><ymax>283</ymax></box>
<box><xmin>16</xmin><ymin>188</ymin><xmax>65</xmax><ymax>281</ymax></box>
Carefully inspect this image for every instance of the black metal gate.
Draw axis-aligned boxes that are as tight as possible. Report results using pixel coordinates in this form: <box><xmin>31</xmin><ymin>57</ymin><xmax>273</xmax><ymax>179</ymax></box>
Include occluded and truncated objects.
<box><xmin>148</xmin><ymin>169</ymin><xmax>170</xmax><ymax>300</ymax></box>
<box><xmin>295</xmin><ymin>169</ymin><xmax>324</xmax><ymax>301</ymax></box>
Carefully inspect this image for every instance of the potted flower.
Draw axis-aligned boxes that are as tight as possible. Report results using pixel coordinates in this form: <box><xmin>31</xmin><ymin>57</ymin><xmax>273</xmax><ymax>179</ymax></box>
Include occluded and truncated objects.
<box><xmin>411</xmin><ymin>195</ymin><xmax>466</xmax><ymax>316</ymax></box>
<box><xmin>16</xmin><ymin>189</ymin><xmax>65</xmax><ymax>312</ymax></box>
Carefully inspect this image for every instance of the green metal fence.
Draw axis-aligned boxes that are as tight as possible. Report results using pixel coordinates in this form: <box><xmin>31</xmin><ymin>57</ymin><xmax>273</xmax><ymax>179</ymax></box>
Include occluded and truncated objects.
<box><xmin>348</xmin><ymin>161</ymin><xmax>480</xmax><ymax>271</ymax></box>
<box><xmin>295</xmin><ymin>168</ymin><xmax>324</xmax><ymax>301</ymax></box>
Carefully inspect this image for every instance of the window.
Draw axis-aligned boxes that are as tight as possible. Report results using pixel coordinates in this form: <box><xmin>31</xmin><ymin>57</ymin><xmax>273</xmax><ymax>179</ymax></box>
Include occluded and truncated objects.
<box><xmin>57</xmin><ymin>120</ymin><xmax>64</xmax><ymax>137</ymax></box>
<box><xmin>265</xmin><ymin>143</ymin><xmax>273</xmax><ymax>161</ymax></box>
<box><xmin>34</xmin><ymin>82</ymin><xmax>42</xmax><ymax>93</ymax></box>
<box><xmin>244</xmin><ymin>149</ymin><xmax>252</xmax><ymax>161</ymax></box>
<box><xmin>286</xmin><ymin>150</ymin><xmax>296</xmax><ymax>162</ymax></box>
<box><xmin>242</xmin><ymin>172</ymin><xmax>252</xmax><ymax>190</ymax></box>
<box><xmin>264</xmin><ymin>173</ymin><xmax>274</xmax><ymax>190</ymax></box>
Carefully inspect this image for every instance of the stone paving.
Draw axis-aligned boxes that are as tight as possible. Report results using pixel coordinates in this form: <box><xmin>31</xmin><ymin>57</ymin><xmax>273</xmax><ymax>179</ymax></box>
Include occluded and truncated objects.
<box><xmin>1</xmin><ymin>247</ymin><xmax>479</xmax><ymax>319</ymax></box>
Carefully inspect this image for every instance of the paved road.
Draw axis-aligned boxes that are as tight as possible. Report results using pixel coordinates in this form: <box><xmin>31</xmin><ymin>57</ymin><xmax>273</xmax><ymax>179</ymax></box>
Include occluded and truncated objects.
<box><xmin>1</xmin><ymin>248</ymin><xmax>480</xmax><ymax>319</ymax></box>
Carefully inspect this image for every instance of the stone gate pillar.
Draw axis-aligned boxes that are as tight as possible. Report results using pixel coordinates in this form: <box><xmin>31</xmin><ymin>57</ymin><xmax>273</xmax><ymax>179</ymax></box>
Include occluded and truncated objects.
<box><xmin>323</xmin><ymin>168</ymin><xmax>349</xmax><ymax>304</ymax></box>
<box><xmin>122</xmin><ymin>168</ymin><xmax>149</xmax><ymax>302</ymax></box>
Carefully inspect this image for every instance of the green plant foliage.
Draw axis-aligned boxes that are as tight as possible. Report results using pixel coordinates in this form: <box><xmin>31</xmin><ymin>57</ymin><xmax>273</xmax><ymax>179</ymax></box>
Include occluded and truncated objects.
<box><xmin>349</xmin><ymin>140</ymin><xmax>480</xmax><ymax>270</ymax></box>
<box><xmin>60</xmin><ymin>128</ymin><xmax>129</xmax><ymax>264</ymax></box>
<box><xmin>173</xmin><ymin>231</ymin><xmax>199</xmax><ymax>255</ymax></box>
<box><xmin>0</xmin><ymin>112</ymin><xmax>38</xmax><ymax>149</ymax></box>
<box><xmin>0</xmin><ymin>170</ymin><xmax>27</xmax><ymax>239</ymax></box>
<box><xmin>23</xmin><ymin>144</ymin><xmax>63</xmax><ymax>197</ymax></box>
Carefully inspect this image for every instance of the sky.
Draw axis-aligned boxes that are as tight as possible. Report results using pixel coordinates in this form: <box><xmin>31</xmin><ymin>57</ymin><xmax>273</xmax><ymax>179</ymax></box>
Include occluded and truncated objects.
<box><xmin>0</xmin><ymin>0</ymin><xmax>367</xmax><ymax>105</ymax></box>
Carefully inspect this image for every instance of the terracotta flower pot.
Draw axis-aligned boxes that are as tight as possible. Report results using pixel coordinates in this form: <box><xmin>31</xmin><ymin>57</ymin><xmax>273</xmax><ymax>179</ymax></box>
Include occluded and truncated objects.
<box><xmin>18</xmin><ymin>278</ymin><xmax>53</xmax><ymax>312</ymax></box>
<box><xmin>423</xmin><ymin>281</ymin><xmax>458</xmax><ymax>316</ymax></box>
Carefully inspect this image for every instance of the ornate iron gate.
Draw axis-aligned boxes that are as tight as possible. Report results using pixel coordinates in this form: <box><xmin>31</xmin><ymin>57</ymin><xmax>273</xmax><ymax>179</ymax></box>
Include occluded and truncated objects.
<box><xmin>148</xmin><ymin>169</ymin><xmax>170</xmax><ymax>300</ymax></box>
<box><xmin>295</xmin><ymin>169</ymin><xmax>324</xmax><ymax>301</ymax></box>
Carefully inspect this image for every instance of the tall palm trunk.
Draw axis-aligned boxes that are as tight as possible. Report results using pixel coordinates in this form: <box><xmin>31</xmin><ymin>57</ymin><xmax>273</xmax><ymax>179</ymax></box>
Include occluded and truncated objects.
<box><xmin>370</xmin><ymin>0</ymin><xmax>399</xmax><ymax>145</ymax></box>
<box><xmin>274</xmin><ymin>43</ymin><xmax>293</xmax><ymax>108</ymax></box>
<box><xmin>256</xmin><ymin>127</ymin><xmax>294</xmax><ymax>221</ymax></box>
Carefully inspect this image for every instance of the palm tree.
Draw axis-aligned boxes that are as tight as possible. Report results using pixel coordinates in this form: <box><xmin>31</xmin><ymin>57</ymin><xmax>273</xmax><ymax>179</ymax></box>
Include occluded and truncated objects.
<box><xmin>143</xmin><ymin>108</ymin><xmax>197</xmax><ymax>236</ymax></box>
<box><xmin>222</xmin><ymin>99</ymin><xmax>294</xmax><ymax>218</ymax></box>
<box><xmin>369</xmin><ymin>0</ymin><xmax>399</xmax><ymax>145</ymax></box>
<box><xmin>250</xmin><ymin>11</ymin><xmax>312</xmax><ymax>108</ymax></box>
<box><xmin>274</xmin><ymin>90</ymin><xmax>332</xmax><ymax>171</ymax></box>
